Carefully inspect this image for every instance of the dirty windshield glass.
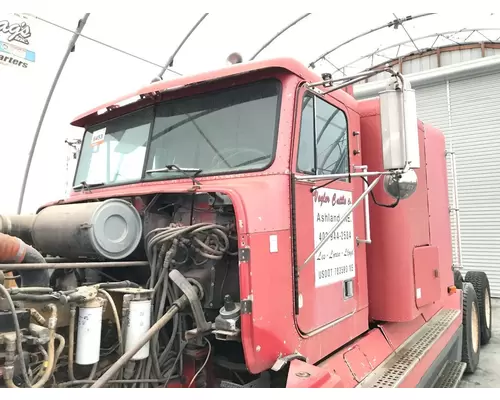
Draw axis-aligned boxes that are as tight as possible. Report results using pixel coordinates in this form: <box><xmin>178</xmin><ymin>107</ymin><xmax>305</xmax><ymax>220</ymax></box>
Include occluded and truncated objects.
<box><xmin>144</xmin><ymin>79</ymin><xmax>281</xmax><ymax>178</ymax></box>
<box><xmin>74</xmin><ymin>79</ymin><xmax>281</xmax><ymax>188</ymax></box>
<box><xmin>74</xmin><ymin>107</ymin><xmax>153</xmax><ymax>187</ymax></box>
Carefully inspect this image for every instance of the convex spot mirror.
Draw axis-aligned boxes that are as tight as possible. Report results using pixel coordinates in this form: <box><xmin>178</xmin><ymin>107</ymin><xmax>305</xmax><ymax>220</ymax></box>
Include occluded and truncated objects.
<box><xmin>384</xmin><ymin>169</ymin><xmax>418</xmax><ymax>200</ymax></box>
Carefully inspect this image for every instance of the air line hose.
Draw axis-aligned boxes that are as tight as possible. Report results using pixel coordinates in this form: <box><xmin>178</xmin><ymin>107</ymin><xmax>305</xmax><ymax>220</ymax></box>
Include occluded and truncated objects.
<box><xmin>91</xmin><ymin>295</ymin><xmax>190</xmax><ymax>388</ymax></box>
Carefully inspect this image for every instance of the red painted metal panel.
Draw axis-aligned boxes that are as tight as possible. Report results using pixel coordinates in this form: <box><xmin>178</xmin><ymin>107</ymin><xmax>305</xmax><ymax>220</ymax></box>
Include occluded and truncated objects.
<box><xmin>379</xmin><ymin>315</ymin><xmax>426</xmax><ymax>349</ymax></box>
<box><xmin>52</xmin><ymin>175</ymin><xmax>293</xmax><ymax>233</ymax></box>
<box><xmin>289</xmin><ymin>86</ymin><xmax>368</xmax><ymax>341</ymax></box>
<box><xmin>444</xmin><ymin>289</ymin><xmax>462</xmax><ymax>310</ymax></box>
<box><xmin>420</xmin><ymin>124</ymin><xmax>456</xmax><ymax>321</ymax></box>
<box><xmin>413</xmin><ymin>245</ymin><xmax>441</xmax><ymax>309</ymax></box>
<box><xmin>317</xmin><ymin>351</ymin><xmax>359</xmax><ymax>388</ymax></box>
<box><xmin>316</xmin><ymin>328</ymin><xmax>393</xmax><ymax>387</ymax></box>
<box><xmin>286</xmin><ymin>359</ymin><xmax>344</xmax><ymax>388</ymax></box>
<box><xmin>420</xmin><ymin>300</ymin><xmax>442</xmax><ymax>322</ymax></box>
<box><xmin>359</xmin><ymin>99</ymin><xmax>431</xmax><ymax>323</ymax></box>
<box><xmin>355</xmin><ymin>329</ymin><xmax>394</xmax><ymax>371</ymax></box>
<box><xmin>240</xmin><ymin>227</ymin><xmax>370</xmax><ymax>373</ymax></box>
<box><xmin>294</xmin><ymin>181</ymin><xmax>357</xmax><ymax>332</ymax></box>
<box><xmin>343</xmin><ymin>346</ymin><xmax>374</xmax><ymax>383</ymax></box>
<box><xmin>313</xmin><ymin>294</ymin><xmax>462</xmax><ymax>388</ymax></box>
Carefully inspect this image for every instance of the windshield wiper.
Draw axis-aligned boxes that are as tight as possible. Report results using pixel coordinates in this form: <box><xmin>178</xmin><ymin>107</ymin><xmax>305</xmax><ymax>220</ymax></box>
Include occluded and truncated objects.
<box><xmin>73</xmin><ymin>181</ymin><xmax>105</xmax><ymax>191</ymax></box>
<box><xmin>145</xmin><ymin>164</ymin><xmax>202</xmax><ymax>186</ymax></box>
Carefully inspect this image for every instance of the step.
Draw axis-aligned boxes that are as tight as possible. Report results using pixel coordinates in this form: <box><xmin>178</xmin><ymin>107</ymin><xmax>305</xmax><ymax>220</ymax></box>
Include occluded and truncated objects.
<box><xmin>433</xmin><ymin>361</ymin><xmax>467</xmax><ymax>388</ymax></box>
<box><xmin>356</xmin><ymin>309</ymin><xmax>460</xmax><ymax>388</ymax></box>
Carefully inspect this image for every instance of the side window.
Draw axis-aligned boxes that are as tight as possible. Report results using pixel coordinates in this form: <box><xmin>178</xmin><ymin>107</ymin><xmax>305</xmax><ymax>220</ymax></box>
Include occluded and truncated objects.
<box><xmin>297</xmin><ymin>94</ymin><xmax>315</xmax><ymax>173</ymax></box>
<box><xmin>297</xmin><ymin>92</ymin><xmax>349</xmax><ymax>177</ymax></box>
<box><xmin>315</xmin><ymin>96</ymin><xmax>349</xmax><ymax>175</ymax></box>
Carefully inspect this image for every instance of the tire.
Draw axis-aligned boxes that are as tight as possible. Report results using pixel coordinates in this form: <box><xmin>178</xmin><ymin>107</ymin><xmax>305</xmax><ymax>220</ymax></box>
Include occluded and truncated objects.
<box><xmin>465</xmin><ymin>271</ymin><xmax>492</xmax><ymax>345</ymax></box>
<box><xmin>453</xmin><ymin>269</ymin><xmax>463</xmax><ymax>290</ymax></box>
<box><xmin>461</xmin><ymin>282</ymin><xmax>480</xmax><ymax>374</ymax></box>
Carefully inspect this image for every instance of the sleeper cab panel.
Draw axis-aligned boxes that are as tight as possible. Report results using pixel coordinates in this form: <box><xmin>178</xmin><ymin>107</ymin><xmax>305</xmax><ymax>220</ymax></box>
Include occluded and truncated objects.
<box><xmin>423</xmin><ymin>124</ymin><xmax>455</xmax><ymax>307</ymax></box>
<box><xmin>413</xmin><ymin>245</ymin><xmax>441</xmax><ymax>309</ymax></box>
<box><xmin>359</xmin><ymin>99</ymin><xmax>430</xmax><ymax>322</ymax></box>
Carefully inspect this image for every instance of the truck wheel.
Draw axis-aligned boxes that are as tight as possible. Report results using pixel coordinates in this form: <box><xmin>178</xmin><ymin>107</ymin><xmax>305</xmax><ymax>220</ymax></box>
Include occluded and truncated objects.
<box><xmin>461</xmin><ymin>282</ymin><xmax>480</xmax><ymax>374</ymax></box>
<box><xmin>465</xmin><ymin>271</ymin><xmax>492</xmax><ymax>345</ymax></box>
<box><xmin>453</xmin><ymin>269</ymin><xmax>463</xmax><ymax>290</ymax></box>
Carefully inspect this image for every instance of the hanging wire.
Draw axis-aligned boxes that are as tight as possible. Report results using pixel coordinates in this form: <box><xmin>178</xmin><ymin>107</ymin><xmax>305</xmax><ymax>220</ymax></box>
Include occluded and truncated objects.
<box><xmin>334</xmin><ymin>28</ymin><xmax>500</xmax><ymax>74</ymax></box>
<box><xmin>309</xmin><ymin>13</ymin><xmax>436</xmax><ymax>68</ymax></box>
<box><xmin>17</xmin><ymin>14</ymin><xmax>90</xmax><ymax>215</ymax></box>
<box><xmin>249</xmin><ymin>13</ymin><xmax>311</xmax><ymax>61</ymax></box>
<box><xmin>393</xmin><ymin>13</ymin><xmax>420</xmax><ymax>52</ymax></box>
<box><xmin>32</xmin><ymin>15</ymin><xmax>183</xmax><ymax>76</ymax></box>
<box><xmin>152</xmin><ymin>13</ymin><xmax>208</xmax><ymax>83</ymax></box>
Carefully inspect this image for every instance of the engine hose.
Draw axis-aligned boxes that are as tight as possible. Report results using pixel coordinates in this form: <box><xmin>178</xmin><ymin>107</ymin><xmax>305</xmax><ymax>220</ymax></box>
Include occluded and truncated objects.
<box><xmin>30</xmin><ymin>304</ymin><xmax>57</xmax><ymax>388</ymax></box>
<box><xmin>81</xmin><ymin>363</ymin><xmax>99</xmax><ymax>389</ymax></box>
<box><xmin>98</xmin><ymin>290</ymin><xmax>123</xmax><ymax>354</ymax></box>
<box><xmin>97</xmin><ymin>289</ymin><xmax>124</xmax><ymax>383</ymax></box>
<box><xmin>31</xmin><ymin>308</ymin><xmax>47</xmax><ymax>326</ymax></box>
<box><xmin>52</xmin><ymin>334</ymin><xmax>66</xmax><ymax>376</ymax></box>
<box><xmin>187</xmin><ymin>337</ymin><xmax>211</xmax><ymax>388</ymax></box>
<box><xmin>0</xmin><ymin>283</ymin><xmax>31</xmax><ymax>387</ymax></box>
<box><xmin>33</xmin><ymin>344</ymin><xmax>49</xmax><ymax>382</ymax></box>
<box><xmin>8</xmin><ymin>287</ymin><xmax>53</xmax><ymax>294</ymax></box>
<box><xmin>91</xmin><ymin>295</ymin><xmax>189</xmax><ymax>388</ymax></box>
<box><xmin>98</xmin><ymin>281</ymin><xmax>140</xmax><ymax>290</ymax></box>
<box><xmin>3</xmin><ymin>304</ymin><xmax>57</xmax><ymax>389</ymax></box>
<box><xmin>0</xmin><ymin>214</ymin><xmax>35</xmax><ymax>245</ymax></box>
<box><xmin>149</xmin><ymin>276</ymin><xmax>172</xmax><ymax>379</ymax></box>
<box><xmin>9</xmin><ymin>294</ymin><xmax>60</xmax><ymax>302</ymax></box>
<box><xmin>59</xmin><ymin>378</ymin><xmax>179</xmax><ymax>387</ymax></box>
<box><xmin>68</xmin><ymin>306</ymin><xmax>77</xmax><ymax>381</ymax></box>
<box><xmin>0</xmin><ymin>232</ymin><xmax>49</xmax><ymax>287</ymax></box>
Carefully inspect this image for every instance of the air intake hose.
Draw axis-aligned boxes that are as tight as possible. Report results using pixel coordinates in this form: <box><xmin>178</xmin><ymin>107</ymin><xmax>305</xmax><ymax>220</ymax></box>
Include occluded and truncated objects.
<box><xmin>0</xmin><ymin>214</ymin><xmax>36</xmax><ymax>246</ymax></box>
<box><xmin>0</xmin><ymin>232</ymin><xmax>49</xmax><ymax>287</ymax></box>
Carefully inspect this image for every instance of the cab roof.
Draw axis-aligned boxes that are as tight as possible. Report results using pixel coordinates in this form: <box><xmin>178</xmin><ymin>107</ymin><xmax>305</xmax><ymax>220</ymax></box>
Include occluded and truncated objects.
<box><xmin>71</xmin><ymin>57</ymin><xmax>358</xmax><ymax>128</ymax></box>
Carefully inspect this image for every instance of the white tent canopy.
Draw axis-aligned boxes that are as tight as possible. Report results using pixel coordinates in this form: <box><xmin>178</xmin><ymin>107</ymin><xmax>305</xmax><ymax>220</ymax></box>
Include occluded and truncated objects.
<box><xmin>1</xmin><ymin>11</ymin><xmax>499</xmax><ymax>213</ymax></box>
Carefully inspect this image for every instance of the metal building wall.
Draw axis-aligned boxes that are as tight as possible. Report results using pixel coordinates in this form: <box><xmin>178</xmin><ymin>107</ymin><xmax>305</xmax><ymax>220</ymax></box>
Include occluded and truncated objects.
<box><xmin>447</xmin><ymin>71</ymin><xmax>500</xmax><ymax>297</ymax></box>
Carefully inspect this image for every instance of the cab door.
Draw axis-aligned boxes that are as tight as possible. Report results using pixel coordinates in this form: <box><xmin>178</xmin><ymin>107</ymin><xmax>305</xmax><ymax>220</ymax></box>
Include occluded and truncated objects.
<box><xmin>291</xmin><ymin>87</ymin><xmax>358</xmax><ymax>334</ymax></box>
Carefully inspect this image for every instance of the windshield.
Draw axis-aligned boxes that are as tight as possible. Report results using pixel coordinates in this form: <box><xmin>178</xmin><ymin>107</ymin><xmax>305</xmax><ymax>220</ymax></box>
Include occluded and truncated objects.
<box><xmin>74</xmin><ymin>79</ymin><xmax>281</xmax><ymax>187</ymax></box>
<box><xmin>74</xmin><ymin>107</ymin><xmax>153</xmax><ymax>186</ymax></box>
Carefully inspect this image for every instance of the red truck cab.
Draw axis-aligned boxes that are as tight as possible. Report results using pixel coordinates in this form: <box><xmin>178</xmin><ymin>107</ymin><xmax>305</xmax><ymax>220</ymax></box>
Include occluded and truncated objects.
<box><xmin>1</xmin><ymin>57</ymin><xmax>490</xmax><ymax>389</ymax></box>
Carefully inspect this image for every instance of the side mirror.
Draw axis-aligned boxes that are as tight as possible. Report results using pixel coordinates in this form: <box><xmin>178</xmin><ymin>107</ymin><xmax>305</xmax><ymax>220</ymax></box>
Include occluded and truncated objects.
<box><xmin>378</xmin><ymin>77</ymin><xmax>420</xmax><ymax>171</ymax></box>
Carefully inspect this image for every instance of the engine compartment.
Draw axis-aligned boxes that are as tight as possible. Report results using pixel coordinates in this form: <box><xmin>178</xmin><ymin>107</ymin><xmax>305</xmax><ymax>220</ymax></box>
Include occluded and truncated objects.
<box><xmin>0</xmin><ymin>192</ymin><xmax>272</xmax><ymax>388</ymax></box>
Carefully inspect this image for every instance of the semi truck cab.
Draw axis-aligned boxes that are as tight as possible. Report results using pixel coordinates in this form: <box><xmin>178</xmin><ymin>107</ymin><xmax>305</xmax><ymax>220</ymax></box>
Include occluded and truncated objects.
<box><xmin>0</xmin><ymin>57</ymin><xmax>492</xmax><ymax>388</ymax></box>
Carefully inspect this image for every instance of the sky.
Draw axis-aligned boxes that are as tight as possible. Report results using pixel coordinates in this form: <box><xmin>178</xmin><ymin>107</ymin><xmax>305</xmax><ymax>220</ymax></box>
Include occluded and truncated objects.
<box><xmin>1</xmin><ymin>7</ymin><xmax>499</xmax><ymax>214</ymax></box>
